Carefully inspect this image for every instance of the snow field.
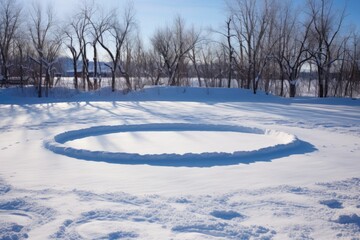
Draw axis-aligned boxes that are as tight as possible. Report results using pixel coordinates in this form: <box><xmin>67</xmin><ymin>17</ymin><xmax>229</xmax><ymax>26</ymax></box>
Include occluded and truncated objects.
<box><xmin>0</xmin><ymin>86</ymin><xmax>360</xmax><ymax>239</ymax></box>
<box><xmin>1</xmin><ymin>177</ymin><xmax>359</xmax><ymax>239</ymax></box>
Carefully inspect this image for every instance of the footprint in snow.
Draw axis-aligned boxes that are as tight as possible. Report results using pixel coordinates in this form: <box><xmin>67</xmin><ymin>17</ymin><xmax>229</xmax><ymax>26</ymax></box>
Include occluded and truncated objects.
<box><xmin>336</xmin><ymin>214</ymin><xmax>360</xmax><ymax>228</ymax></box>
<box><xmin>0</xmin><ymin>198</ymin><xmax>56</xmax><ymax>239</ymax></box>
<box><xmin>319</xmin><ymin>199</ymin><xmax>343</xmax><ymax>209</ymax></box>
<box><xmin>210</xmin><ymin>210</ymin><xmax>245</xmax><ymax>220</ymax></box>
<box><xmin>174</xmin><ymin>197</ymin><xmax>191</xmax><ymax>204</ymax></box>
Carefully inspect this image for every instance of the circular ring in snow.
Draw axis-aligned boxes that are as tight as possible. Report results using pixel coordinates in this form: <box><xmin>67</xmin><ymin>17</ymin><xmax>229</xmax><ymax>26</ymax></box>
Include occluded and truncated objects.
<box><xmin>43</xmin><ymin>123</ymin><xmax>315</xmax><ymax>167</ymax></box>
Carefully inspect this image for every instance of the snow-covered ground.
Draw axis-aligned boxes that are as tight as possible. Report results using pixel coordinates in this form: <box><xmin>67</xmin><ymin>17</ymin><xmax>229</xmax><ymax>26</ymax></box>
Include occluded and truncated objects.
<box><xmin>0</xmin><ymin>86</ymin><xmax>359</xmax><ymax>239</ymax></box>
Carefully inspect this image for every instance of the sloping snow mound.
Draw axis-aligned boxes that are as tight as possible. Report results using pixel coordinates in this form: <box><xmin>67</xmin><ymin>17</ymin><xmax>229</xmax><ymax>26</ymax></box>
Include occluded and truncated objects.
<box><xmin>44</xmin><ymin>123</ymin><xmax>310</xmax><ymax>166</ymax></box>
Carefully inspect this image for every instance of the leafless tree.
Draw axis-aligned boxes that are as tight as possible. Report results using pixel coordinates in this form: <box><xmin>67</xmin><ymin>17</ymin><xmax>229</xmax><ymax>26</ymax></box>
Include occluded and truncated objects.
<box><xmin>142</xmin><ymin>48</ymin><xmax>164</xmax><ymax>86</ymax></box>
<box><xmin>0</xmin><ymin>0</ymin><xmax>22</xmax><ymax>86</ymax></box>
<box><xmin>63</xmin><ymin>25</ymin><xmax>81</xmax><ymax>89</ymax></box>
<box><xmin>199</xmin><ymin>42</ymin><xmax>219</xmax><ymax>88</ymax></box>
<box><xmin>12</xmin><ymin>36</ymin><xmax>27</xmax><ymax>87</ymax></box>
<box><xmin>229</xmin><ymin>0</ymin><xmax>276</xmax><ymax>94</ymax></box>
<box><xmin>187</xmin><ymin>27</ymin><xmax>204</xmax><ymax>87</ymax></box>
<box><xmin>257</xmin><ymin>1</ymin><xmax>279</xmax><ymax>94</ymax></box>
<box><xmin>28</xmin><ymin>3</ymin><xmax>60</xmax><ymax>97</ymax></box>
<box><xmin>71</xmin><ymin>2</ymin><xmax>96</xmax><ymax>90</ymax></box>
<box><xmin>128</xmin><ymin>35</ymin><xmax>148</xmax><ymax>90</ymax></box>
<box><xmin>307</xmin><ymin>0</ymin><xmax>345</xmax><ymax>97</ymax></box>
<box><xmin>90</xmin><ymin>2</ymin><xmax>135</xmax><ymax>92</ymax></box>
<box><xmin>272</xmin><ymin>1</ymin><xmax>313</xmax><ymax>97</ymax></box>
<box><xmin>212</xmin><ymin>17</ymin><xmax>236</xmax><ymax>88</ymax></box>
<box><xmin>340</xmin><ymin>33</ymin><xmax>360</xmax><ymax>97</ymax></box>
<box><xmin>151</xmin><ymin>16</ymin><xmax>200</xmax><ymax>86</ymax></box>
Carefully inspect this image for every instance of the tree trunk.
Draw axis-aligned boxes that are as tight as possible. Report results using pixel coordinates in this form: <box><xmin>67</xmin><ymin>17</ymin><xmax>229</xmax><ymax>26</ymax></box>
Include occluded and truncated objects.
<box><xmin>38</xmin><ymin>62</ymin><xmax>43</xmax><ymax>98</ymax></box>
<box><xmin>1</xmin><ymin>53</ymin><xmax>8</xmax><ymax>85</ymax></box>
<box><xmin>318</xmin><ymin>81</ymin><xmax>324</xmax><ymax>98</ymax></box>
<box><xmin>86</xmin><ymin>59</ymin><xmax>92</xmax><ymax>90</ymax></box>
<box><xmin>246</xmin><ymin>67</ymin><xmax>251</xmax><ymax>89</ymax></box>
<box><xmin>20</xmin><ymin>65</ymin><xmax>24</xmax><ymax>88</ymax></box>
<box><xmin>280</xmin><ymin>76</ymin><xmax>284</xmax><ymax>97</ymax></box>
<box><xmin>318</xmin><ymin>67</ymin><xmax>324</xmax><ymax>98</ymax></box>
<box><xmin>195</xmin><ymin>66</ymin><xmax>202</xmax><ymax>87</ymax></box>
<box><xmin>324</xmin><ymin>73</ymin><xmax>328</xmax><ymax>98</ymax></box>
<box><xmin>82</xmin><ymin>63</ymin><xmax>86</xmax><ymax>91</ymax></box>
<box><xmin>252</xmin><ymin>68</ymin><xmax>257</xmax><ymax>94</ymax></box>
<box><xmin>289</xmin><ymin>82</ymin><xmax>296</xmax><ymax>97</ymax></box>
<box><xmin>111</xmin><ymin>70</ymin><xmax>115</xmax><ymax>92</ymax></box>
<box><xmin>124</xmin><ymin>73</ymin><xmax>131</xmax><ymax>91</ymax></box>
<box><xmin>227</xmin><ymin>18</ymin><xmax>233</xmax><ymax>89</ymax></box>
<box><xmin>93</xmin><ymin>43</ymin><xmax>98</xmax><ymax>90</ymax></box>
<box><xmin>228</xmin><ymin>71</ymin><xmax>232</xmax><ymax>88</ymax></box>
<box><xmin>45</xmin><ymin>68</ymin><xmax>50</xmax><ymax>97</ymax></box>
<box><xmin>73</xmin><ymin>59</ymin><xmax>78</xmax><ymax>89</ymax></box>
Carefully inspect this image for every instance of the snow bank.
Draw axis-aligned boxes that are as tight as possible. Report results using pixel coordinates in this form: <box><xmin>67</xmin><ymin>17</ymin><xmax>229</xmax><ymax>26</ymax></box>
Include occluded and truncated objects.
<box><xmin>1</xmin><ymin>86</ymin><xmax>359</xmax><ymax>107</ymax></box>
<box><xmin>44</xmin><ymin>123</ymin><xmax>307</xmax><ymax>166</ymax></box>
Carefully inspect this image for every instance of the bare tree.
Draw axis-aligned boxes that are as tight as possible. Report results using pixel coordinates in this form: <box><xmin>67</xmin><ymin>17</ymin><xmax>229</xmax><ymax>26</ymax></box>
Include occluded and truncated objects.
<box><xmin>13</xmin><ymin>35</ymin><xmax>28</xmax><ymax>87</ymax></box>
<box><xmin>307</xmin><ymin>0</ymin><xmax>345</xmax><ymax>97</ymax></box>
<box><xmin>187</xmin><ymin>26</ymin><xmax>204</xmax><ymax>87</ymax></box>
<box><xmin>212</xmin><ymin>17</ymin><xmax>236</xmax><ymax>88</ymax></box>
<box><xmin>72</xmin><ymin>2</ymin><xmax>96</xmax><ymax>90</ymax></box>
<box><xmin>0</xmin><ymin>0</ymin><xmax>21</xmax><ymax>86</ymax></box>
<box><xmin>272</xmin><ymin>1</ymin><xmax>313</xmax><ymax>97</ymax></box>
<box><xmin>272</xmin><ymin>1</ymin><xmax>294</xmax><ymax>96</ymax></box>
<box><xmin>229</xmin><ymin>0</ymin><xmax>275</xmax><ymax>94</ymax></box>
<box><xmin>63</xmin><ymin>25</ymin><xmax>81</xmax><ymax>89</ymax></box>
<box><xmin>91</xmin><ymin>3</ymin><xmax>135</xmax><ymax>92</ymax></box>
<box><xmin>199</xmin><ymin>42</ymin><xmax>219</xmax><ymax>88</ymax></box>
<box><xmin>63</xmin><ymin>1</ymin><xmax>99</xmax><ymax>91</ymax></box>
<box><xmin>28</xmin><ymin>3</ymin><xmax>59</xmax><ymax>97</ymax></box>
<box><xmin>151</xmin><ymin>16</ymin><xmax>200</xmax><ymax>86</ymax></box>
<box><xmin>256</xmin><ymin>1</ymin><xmax>279</xmax><ymax>94</ymax></box>
<box><xmin>342</xmin><ymin>33</ymin><xmax>360</xmax><ymax>97</ymax></box>
<box><xmin>126</xmin><ymin>35</ymin><xmax>148</xmax><ymax>90</ymax></box>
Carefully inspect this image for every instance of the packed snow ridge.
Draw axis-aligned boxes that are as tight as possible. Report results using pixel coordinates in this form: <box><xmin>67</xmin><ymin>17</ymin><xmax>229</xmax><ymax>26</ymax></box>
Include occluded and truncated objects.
<box><xmin>44</xmin><ymin>123</ymin><xmax>306</xmax><ymax>166</ymax></box>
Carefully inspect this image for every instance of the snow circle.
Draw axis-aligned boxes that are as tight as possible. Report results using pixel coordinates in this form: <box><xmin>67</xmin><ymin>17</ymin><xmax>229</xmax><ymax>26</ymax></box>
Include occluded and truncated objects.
<box><xmin>44</xmin><ymin>123</ymin><xmax>309</xmax><ymax>166</ymax></box>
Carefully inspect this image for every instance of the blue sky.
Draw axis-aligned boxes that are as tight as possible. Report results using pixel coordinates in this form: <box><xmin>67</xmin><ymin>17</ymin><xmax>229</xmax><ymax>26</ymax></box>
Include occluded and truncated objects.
<box><xmin>332</xmin><ymin>0</ymin><xmax>360</xmax><ymax>29</ymax></box>
<box><xmin>134</xmin><ymin>0</ymin><xmax>226</xmax><ymax>44</ymax></box>
<box><xmin>21</xmin><ymin>0</ymin><xmax>360</xmax><ymax>41</ymax></box>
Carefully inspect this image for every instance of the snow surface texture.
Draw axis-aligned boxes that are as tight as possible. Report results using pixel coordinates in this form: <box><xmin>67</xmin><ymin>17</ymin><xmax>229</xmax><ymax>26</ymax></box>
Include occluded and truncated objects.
<box><xmin>1</xmin><ymin>86</ymin><xmax>360</xmax><ymax>239</ymax></box>
<box><xmin>1</xmin><ymin>177</ymin><xmax>359</xmax><ymax>239</ymax></box>
<box><xmin>44</xmin><ymin>123</ymin><xmax>311</xmax><ymax>166</ymax></box>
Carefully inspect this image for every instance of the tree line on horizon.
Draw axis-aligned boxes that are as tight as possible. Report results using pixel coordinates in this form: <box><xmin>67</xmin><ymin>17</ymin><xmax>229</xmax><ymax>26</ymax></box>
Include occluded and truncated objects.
<box><xmin>0</xmin><ymin>0</ymin><xmax>359</xmax><ymax>98</ymax></box>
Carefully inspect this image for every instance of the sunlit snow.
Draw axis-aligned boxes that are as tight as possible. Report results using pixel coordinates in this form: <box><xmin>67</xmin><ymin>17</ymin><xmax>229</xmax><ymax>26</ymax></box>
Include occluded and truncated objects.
<box><xmin>0</xmin><ymin>86</ymin><xmax>359</xmax><ymax>239</ymax></box>
<box><xmin>66</xmin><ymin>131</ymin><xmax>279</xmax><ymax>154</ymax></box>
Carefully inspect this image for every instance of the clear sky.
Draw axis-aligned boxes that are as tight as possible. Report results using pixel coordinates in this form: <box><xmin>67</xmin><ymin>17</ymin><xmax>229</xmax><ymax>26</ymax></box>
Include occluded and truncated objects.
<box><xmin>134</xmin><ymin>0</ymin><xmax>226</xmax><ymax>42</ymax></box>
<box><xmin>19</xmin><ymin>0</ymin><xmax>360</xmax><ymax>43</ymax></box>
<box><xmin>333</xmin><ymin>0</ymin><xmax>360</xmax><ymax>31</ymax></box>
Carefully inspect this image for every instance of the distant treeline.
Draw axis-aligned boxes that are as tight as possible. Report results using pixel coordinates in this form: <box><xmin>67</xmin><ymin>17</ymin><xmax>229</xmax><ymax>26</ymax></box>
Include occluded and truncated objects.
<box><xmin>0</xmin><ymin>0</ymin><xmax>359</xmax><ymax>98</ymax></box>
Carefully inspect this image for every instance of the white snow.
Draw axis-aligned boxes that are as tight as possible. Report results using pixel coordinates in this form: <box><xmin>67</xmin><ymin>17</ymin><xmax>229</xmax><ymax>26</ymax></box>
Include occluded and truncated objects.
<box><xmin>66</xmin><ymin>131</ymin><xmax>277</xmax><ymax>154</ymax></box>
<box><xmin>0</xmin><ymin>86</ymin><xmax>359</xmax><ymax>239</ymax></box>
